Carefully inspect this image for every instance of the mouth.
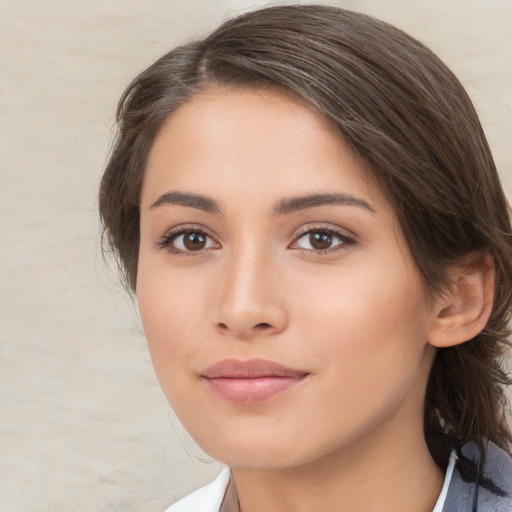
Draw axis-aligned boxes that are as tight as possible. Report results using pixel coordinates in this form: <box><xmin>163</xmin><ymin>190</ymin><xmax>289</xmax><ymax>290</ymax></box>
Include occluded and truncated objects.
<box><xmin>200</xmin><ymin>358</ymin><xmax>309</xmax><ymax>404</ymax></box>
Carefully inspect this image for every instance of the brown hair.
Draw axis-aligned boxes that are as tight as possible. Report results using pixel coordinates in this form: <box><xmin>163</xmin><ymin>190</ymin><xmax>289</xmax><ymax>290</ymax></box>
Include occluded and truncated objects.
<box><xmin>99</xmin><ymin>5</ymin><xmax>512</xmax><ymax>457</ymax></box>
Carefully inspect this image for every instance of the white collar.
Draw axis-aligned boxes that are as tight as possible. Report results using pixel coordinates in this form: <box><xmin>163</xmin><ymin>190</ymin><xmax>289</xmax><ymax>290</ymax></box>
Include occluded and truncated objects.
<box><xmin>164</xmin><ymin>468</ymin><xmax>230</xmax><ymax>512</ymax></box>
<box><xmin>432</xmin><ymin>449</ymin><xmax>457</xmax><ymax>512</ymax></box>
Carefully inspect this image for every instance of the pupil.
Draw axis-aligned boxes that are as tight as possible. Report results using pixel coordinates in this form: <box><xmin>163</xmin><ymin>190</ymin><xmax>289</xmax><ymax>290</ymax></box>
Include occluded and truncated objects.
<box><xmin>310</xmin><ymin>232</ymin><xmax>332</xmax><ymax>250</ymax></box>
<box><xmin>184</xmin><ymin>232</ymin><xmax>206</xmax><ymax>251</ymax></box>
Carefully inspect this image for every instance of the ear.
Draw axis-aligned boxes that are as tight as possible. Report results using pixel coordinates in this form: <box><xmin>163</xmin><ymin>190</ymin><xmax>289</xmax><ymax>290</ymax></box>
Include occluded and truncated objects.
<box><xmin>428</xmin><ymin>253</ymin><xmax>495</xmax><ymax>348</ymax></box>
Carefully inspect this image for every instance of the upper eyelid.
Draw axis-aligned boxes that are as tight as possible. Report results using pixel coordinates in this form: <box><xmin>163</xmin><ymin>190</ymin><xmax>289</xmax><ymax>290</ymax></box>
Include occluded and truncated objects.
<box><xmin>162</xmin><ymin>224</ymin><xmax>353</xmax><ymax>238</ymax></box>
<box><xmin>163</xmin><ymin>223</ymin><xmax>217</xmax><ymax>239</ymax></box>
<box><xmin>291</xmin><ymin>223</ymin><xmax>356</xmax><ymax>240</ymax></box>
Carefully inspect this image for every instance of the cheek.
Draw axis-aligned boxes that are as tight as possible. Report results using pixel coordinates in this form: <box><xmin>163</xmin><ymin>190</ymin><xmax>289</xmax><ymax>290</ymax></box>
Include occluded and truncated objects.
<box><xmin>293</xmin><ymin>257</ymin><xmax>430</xmax><ymax>389</ymax></box>
<box><xmin>276</xmin><ymin>265</ymin><xmax>431</xmax><ymax>451</ymax></box>
<box><xmin>136</xmin><ymin>261</ymin><xmax>209</xmax><ymax>391</ymax></box>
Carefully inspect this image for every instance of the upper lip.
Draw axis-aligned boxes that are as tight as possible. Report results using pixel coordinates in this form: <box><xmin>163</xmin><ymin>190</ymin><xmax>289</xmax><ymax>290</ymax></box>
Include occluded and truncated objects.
<box><xmin>200</xmin><ymin>358</ymin><xmax>309</xmax><ymax>379</ymax></box>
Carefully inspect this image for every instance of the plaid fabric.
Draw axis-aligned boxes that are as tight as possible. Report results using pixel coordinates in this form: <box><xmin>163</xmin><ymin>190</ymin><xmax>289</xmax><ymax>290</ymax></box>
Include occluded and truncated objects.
<box><xmin>442</xmin><ymin>441</ymin><xmax>512</xmax><ymax>512</ymax></box>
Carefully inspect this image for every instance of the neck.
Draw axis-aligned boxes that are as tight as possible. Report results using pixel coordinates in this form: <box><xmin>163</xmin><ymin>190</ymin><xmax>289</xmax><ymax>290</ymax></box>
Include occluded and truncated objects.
<box><xmin>230</xmin><ymin>407</ymin><xmax>444</xmax><ymax>512</ymax></box>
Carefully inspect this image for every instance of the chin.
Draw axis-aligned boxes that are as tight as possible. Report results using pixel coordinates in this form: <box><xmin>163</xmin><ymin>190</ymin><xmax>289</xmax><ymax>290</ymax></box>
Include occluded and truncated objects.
<box><xmin>189</xmin><ymin>424</ymin><xmax>346</xmax><ymax>471</ymax></box>
<box><xmin>213</xmin><ymin>446</ymin><xmax>308</xmax><ymax>470</ymax></box>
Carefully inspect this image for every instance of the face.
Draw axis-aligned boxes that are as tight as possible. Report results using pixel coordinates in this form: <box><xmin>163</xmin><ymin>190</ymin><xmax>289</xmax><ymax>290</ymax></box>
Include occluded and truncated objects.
<box><xmin>137</xmin><ymin>87</ymin><xmax>439</xmax><ymax>470</ymax></box>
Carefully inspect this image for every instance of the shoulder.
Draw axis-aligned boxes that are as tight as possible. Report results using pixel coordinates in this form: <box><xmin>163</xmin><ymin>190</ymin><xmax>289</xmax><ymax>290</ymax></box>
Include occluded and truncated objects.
<box><xmin>443</xmin><ymin>441</ymin><xmax>512</xmax><ymax>512</ymax></box>
<box><xmin>163</xmin><ymin>468</ymin><xmax>231</xmax><ymax>512</ymax></box>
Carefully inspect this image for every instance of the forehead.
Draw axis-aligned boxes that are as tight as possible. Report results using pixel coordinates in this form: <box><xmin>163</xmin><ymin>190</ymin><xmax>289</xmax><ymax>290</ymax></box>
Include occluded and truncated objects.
<box><xmin>141</xmin><ymin>86</ymin><xmax>386</xmax><ymax>214</ymax></box>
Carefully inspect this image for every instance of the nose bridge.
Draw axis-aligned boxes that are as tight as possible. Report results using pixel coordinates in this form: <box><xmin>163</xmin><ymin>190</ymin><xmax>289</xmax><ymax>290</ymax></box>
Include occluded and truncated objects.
<box><xmin>215</xmin><ymin>238</ymin><xmax>287</xmax><ymax>338</ymax></box>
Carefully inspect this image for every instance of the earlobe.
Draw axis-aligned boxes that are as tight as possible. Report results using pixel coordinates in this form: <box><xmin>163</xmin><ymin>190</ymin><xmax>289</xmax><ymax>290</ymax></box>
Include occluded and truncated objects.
<box><xmin>428</xmin><ymin>254</ymin><xmax>495</xmax><ymax>348</ymax></box>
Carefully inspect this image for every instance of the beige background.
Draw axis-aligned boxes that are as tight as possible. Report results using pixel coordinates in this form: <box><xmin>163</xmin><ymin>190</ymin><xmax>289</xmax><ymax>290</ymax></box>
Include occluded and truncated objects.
<box><xmin>1</xmin><ymin>1</ymin><xmax>511</xmax><ymax>511</ymax></box>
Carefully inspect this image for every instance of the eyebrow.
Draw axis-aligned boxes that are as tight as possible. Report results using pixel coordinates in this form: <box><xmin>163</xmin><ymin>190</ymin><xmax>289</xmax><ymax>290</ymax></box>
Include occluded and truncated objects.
<box><xmin>150</xmin><ymin>190</ymin><xmax>375</xmax><ymax>215</ymax></box>
<box><xmin>150</xmin><ymin>191</ymin><xmax>222</xmax><ymax>214</ymax></box>
<box><xmin>271</xmin><ymin>193</ymin><xmax>376</xmax><ymax>215</ymax></box>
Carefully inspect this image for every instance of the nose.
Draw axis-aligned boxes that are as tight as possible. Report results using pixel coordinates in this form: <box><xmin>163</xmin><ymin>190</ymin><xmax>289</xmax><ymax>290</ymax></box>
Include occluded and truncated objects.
<box><xmin>213</xmin><ymin>249</ymin><xmax>288</xmax><ymax>339</ymax></box>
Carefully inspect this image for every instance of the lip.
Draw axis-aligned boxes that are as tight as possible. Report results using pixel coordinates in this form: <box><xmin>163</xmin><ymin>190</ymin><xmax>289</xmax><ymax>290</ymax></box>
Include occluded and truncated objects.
<box><xmin>200</xmin><ymin>358</ymin><xmax>309</xmax><ymax>404</ymax></box>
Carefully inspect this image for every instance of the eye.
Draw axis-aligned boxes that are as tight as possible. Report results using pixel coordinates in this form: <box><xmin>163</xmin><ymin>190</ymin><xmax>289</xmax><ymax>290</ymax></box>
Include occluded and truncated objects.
<box><xmin>292</xmin><ymin>227</ymin><xmax>355</xmax><ymax>253</ymax></box>
<box><xmin>157</xmin><ymin>228</ymin><xmax>219</xmax><ymax>254</ymax></box>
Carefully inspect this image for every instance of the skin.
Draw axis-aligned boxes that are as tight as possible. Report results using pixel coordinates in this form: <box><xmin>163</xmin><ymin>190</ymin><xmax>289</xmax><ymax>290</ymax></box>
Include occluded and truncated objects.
<box><xmin>137</xmin><ymin>87</ymin><xmax>447</xmax><ymax>511</ymax></box>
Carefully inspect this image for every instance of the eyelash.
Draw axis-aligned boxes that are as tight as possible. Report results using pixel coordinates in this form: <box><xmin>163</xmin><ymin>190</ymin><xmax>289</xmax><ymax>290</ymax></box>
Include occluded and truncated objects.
<box><xmin>155</xmin><ymin>225</ymin><xmax>356</xmax><ymax>256</ymax></box>
<box><xmin>290</xmin><ymin>226</ymin><xmax>356</xmax><ymax>255</ymax></box>
<box><xmin>155</xmin><ymin>225</ymin><xmax>218</xmax><ymax>255</ymax></box>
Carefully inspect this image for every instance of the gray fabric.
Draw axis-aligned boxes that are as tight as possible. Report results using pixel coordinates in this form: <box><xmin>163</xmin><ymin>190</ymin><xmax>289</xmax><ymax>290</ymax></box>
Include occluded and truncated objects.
<box><xmin>443</xmin><ymin>442</ymin><xmax>512</xmax><ymax>511</ymax></box>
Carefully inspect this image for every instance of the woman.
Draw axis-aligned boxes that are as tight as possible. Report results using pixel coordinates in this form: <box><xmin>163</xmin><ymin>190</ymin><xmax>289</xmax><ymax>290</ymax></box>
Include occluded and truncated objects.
<box><xmin>99</xmin><ymin>5</ymin><xmax>512</xmax><ymax>511</ymax></box>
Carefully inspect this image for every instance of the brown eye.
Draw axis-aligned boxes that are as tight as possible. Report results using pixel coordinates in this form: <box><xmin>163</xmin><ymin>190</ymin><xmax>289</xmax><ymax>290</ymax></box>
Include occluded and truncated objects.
<box><xmin>292</xmin><ymin>227</ymin><xmax>355</xmax><ymax>253</ymax></box>
<box><xmin>160</xmin><ymin>228</ymin><xmax>219</xmax><ymax>253</ymax></box>
<box><xmin>182</xmin><ymin>231</ymin><xmax>207</xmax><ymax>251</ymax></box>
<box><xmin>309</xmin><ymin>231</ymin><xmax>333</xmax><ymax>250</ymax></box>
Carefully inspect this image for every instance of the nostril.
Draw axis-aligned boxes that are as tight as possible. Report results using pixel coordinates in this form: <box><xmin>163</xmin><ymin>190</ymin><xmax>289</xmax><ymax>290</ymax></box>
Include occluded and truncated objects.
<box><xmin>255</xmin><ymin>323</ymin><xmax>272</xmax><ymax>330</ymax></box>
<box><xmin>215</xmin><ymin>321</ymin><xmax>275</xmax><ymax>336</ymax></box>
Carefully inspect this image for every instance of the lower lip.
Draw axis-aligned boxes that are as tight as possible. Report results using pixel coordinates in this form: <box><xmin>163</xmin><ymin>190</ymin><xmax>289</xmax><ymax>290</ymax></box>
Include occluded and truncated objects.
<box><xmin>203</xmin><ymin>376</ymin><xmax>307</xmax><ymax>404</ymax></box>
